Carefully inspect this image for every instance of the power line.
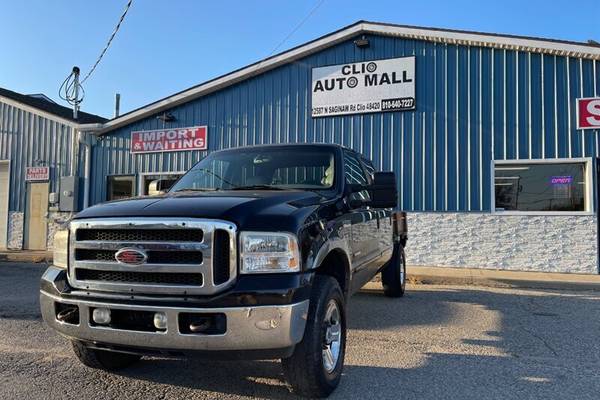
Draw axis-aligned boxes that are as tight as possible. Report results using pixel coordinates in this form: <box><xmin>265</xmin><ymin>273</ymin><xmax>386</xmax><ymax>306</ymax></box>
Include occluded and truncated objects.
<box><xmin>81</xmin><ymin>0</ymin><xmax>134</xmax><ymax>83</ymax></box>
<box><xmin>59</xmin><ymin>0</ymin><xmax>133</xmax><ymax>118</ymax></box>
<box><xmin>268</xmin><ymin>0</ymin><xmax>325</xmax><ymax>56</ymax></box>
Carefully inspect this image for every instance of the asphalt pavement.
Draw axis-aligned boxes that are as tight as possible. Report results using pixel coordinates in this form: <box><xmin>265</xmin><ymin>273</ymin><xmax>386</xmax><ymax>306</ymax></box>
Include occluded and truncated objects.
<box><xmin>1</xmin><ymin>262</ymin><xmax>600</xmax><ymax>399</ymax></box>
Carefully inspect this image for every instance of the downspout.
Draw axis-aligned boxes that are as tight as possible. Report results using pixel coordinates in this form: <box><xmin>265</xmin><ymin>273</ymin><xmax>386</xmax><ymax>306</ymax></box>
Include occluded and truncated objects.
<box><xmin>78</xmin><ymin>131</ymin><xmax>93</xmax><ymax>209</ymax></box>
<box><xmin>76</xmin><ymin>123</ymin><xmax>103</xmax><ymax>209</ymax></box>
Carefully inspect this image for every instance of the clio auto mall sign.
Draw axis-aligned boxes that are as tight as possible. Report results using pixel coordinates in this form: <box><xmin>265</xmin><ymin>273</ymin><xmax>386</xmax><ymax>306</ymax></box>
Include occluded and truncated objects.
<box><xmin>130</xmin><ymin>126</ymin><xmax>208</xmax><ymax>154</ymax></box>
<box><xmin>311</xmin><ymin>56</ymin><xmax>415</xmax><ymax>117</ymax></box>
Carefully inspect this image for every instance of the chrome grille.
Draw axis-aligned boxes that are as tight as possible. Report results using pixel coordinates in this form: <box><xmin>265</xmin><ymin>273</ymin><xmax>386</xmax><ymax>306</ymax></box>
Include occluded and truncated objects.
<box><xmin>76</xmin><ymin>229</ymin><xmax>203</xmax><ymax>242</ymax></box>
<box><xmin>68</xmin><ymin>218</ymin><xmax>237</xmax><ymax>295</ymax></box>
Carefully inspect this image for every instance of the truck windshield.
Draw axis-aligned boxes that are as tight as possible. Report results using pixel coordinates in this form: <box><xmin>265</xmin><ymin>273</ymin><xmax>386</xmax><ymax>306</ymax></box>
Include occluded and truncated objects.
<box><xmin>170</xmin><ymin>147</ymin><xmax>336</xmax><ymax>192</ymax></box>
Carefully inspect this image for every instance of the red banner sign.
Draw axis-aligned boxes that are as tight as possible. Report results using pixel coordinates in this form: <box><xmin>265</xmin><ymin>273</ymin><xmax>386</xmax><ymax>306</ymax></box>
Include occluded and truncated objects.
<box><xmin>577</xmin><ymin>98</ymin><xmax>600</xmax><ymax>129</ymax></box>
<box><xmin>25</xmin><ymin>166</ymin><xmax>49</xmax><ymax>181</ymax></box>
<box><xmin>130</xmin><ymin>126</ymin><xmax>208</xmax><ymax>154</ymax></box>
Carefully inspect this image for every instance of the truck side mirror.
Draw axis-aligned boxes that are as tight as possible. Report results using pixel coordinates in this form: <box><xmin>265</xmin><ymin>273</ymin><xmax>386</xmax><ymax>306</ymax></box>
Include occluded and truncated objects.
<box><xmin>344</xmin><ymin>183</ymin><xmax>369</xmax><ymax>209</ymax></box>
<box><xmin>369</xmin><ymin>172</ymin><xmax>398</xmax><ymax>209</ymax></box>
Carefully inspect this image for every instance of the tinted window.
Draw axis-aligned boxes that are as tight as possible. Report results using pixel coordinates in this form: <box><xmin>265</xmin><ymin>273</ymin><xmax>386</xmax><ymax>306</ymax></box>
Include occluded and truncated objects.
<box><xmin>494</xmin><ymin>163</ymin><xmax>586</xmax><ymax>212</ymax></box>
<box><xmin>361</xmin><ymin>157</ymin><xmax>375</xmax><ymax>183</ymax></box>
<box><xmin>343</xmin><ymin>151</ymin><xmax>368</xmax><ymax>186</ymax></box>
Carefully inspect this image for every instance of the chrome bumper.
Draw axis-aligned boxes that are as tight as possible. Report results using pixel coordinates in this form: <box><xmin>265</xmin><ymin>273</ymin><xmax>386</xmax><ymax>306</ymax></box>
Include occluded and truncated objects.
<box><xmin>40</xmin><ymin>266</ymin><xmax>309</xmax><ymax>352</ymax></box>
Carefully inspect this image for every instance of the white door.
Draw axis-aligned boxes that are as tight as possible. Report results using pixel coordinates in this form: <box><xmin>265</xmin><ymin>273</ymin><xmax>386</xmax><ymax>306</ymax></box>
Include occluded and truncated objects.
<box><xmin>24</xmin><ymin>182</ymin><xmax>49</xmax><ymax>250</ymax></box>
<box><xmin>0</xmin><ymin>162</ymin><xmax>9</xmax><ymax>249</ymax></box>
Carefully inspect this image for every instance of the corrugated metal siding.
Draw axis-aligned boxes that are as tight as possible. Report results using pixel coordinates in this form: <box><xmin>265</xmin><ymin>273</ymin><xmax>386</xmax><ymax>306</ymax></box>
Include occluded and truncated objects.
<box><xmin>90</xmin><ymin>34</ymin><xmax>600</xmax><ymax>211</ymax></box>
<box><xmin>0</xmin><ymin>101</ymin><xmax>75</xmax><ymax>211</ymax></box>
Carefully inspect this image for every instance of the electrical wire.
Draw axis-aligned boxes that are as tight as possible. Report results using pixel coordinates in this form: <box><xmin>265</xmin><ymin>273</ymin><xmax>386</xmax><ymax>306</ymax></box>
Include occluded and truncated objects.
<box><xmin>58</xmin><ymin>69</ymin><xmax>85</xmax><ymax>106</ymax></box>
<box><xmin>268</xmin><ymin>0</ymin><xmax>326</xmax><ymax>56</ymax></box>
<box><xmin>81</xmin><ymin>0</ymin><xmax>133</xmax><ymax>83</ymax></box>
<box><xmin>58</xmin><ymin>0</ymin><xmax>133</xmax><ymax>111</ymax></box>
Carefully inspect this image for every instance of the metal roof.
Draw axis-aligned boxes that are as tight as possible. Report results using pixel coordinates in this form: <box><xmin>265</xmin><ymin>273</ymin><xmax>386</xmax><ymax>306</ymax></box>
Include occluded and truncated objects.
<box><xmin>96</xmin><ymin>20</ymin><xmax>600</xmax><ymax>135</ymax></box>
<box><xmin>0</xmin><ymin>87</ymin><xmax>107</xmax><ymax>125</ymax></box>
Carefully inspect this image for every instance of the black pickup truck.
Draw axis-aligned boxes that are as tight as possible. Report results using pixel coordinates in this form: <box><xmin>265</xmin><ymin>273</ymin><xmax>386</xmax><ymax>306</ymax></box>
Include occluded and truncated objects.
<box><xmin>41</xmin><ymin>143</ymin><xmax>407</xmax><ymax>398</ymax></box>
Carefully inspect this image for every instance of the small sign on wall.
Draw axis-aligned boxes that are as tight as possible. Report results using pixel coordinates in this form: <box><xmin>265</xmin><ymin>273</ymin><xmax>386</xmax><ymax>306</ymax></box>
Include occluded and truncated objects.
<box><xmin>130</xmin><ymin>126</ymin><xmax>208</xmax><ymax>154</ymax></box>
<box><xmin>25</xmin><ymin>166</ymin><xmax>49</xmax><ymax>181</ymax></box>
<box><xmin>311</xmin><ymin>56</ymin><xmax>416</xmax><ymax>117</ymax></box>
<box><xmin>577</xmin><ymin>97</ymin><xmax>600</xmax><ymax>129</ymax></box>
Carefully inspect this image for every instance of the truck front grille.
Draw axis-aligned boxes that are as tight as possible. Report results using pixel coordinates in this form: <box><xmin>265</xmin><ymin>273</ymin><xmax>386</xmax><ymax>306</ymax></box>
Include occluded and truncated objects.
<box><xmin>67</xmin><ymin>218</ymin><xmax>236</xmax><ymax>295</ymax></box>
<box><xmin>76</xmin><ymin>269</ymin><xmax>204</xmax><ymax>286</ymax></box>
<box><xmin>76</xmin><ymin>228</ymin><xmax>203</xmax><ymax>242</ymax></box>
<box><xmin>75</xmin><ymin>249</ymin><xmax>204</xmax><ymax>265</ymax></box>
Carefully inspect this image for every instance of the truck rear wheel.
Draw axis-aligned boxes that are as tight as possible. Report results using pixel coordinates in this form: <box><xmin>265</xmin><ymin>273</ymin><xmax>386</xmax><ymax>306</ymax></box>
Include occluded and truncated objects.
<box><xmin>381</xmin><ymin>245</ymin><xmax>406</xmax><ymax>297</ymax></box>
<box><xmin>71</xmin><ymin>340</ymin><xmax>141</xmax><ymax>371</ymax></box>
<box><xmin>281</xmin><ymin>276</ymin><xmax>346</xmax><ymax>398</ymax></box>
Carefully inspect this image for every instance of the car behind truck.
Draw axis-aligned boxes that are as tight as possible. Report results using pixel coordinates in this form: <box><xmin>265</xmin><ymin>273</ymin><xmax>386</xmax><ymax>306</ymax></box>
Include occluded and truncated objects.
<box><xmin>41</xmin><ymin>144</ymin><xmax>407</xmax><ymax>398</ymax></box>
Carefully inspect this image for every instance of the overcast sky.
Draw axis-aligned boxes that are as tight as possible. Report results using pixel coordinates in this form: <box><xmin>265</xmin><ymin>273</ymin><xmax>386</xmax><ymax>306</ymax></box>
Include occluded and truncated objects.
<box><xmin>1</xmin><ymin>0</ymin><xmax>598</xmax><ymax>118</ymax></box>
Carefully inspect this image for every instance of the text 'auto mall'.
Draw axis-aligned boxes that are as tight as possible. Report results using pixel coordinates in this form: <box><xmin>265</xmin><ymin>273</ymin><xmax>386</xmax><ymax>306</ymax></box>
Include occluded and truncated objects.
<box><xmin>2</xmin><ymin>21</ymin><xmax>600</xmax><ymax>274</ymax></box>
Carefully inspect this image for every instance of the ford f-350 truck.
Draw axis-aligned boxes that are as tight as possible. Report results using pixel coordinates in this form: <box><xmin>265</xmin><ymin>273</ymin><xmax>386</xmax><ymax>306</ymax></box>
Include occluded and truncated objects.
<box><xmin>41</xmin><ymin>144</ymin><xmax>407</xmax><ymax>398</ymax></box>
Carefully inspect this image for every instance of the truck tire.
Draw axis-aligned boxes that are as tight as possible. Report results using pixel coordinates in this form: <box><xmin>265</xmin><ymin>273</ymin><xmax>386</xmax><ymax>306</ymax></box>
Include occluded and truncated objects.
<box><xmin>381</xmin><ymin>245</ymin><xmax>406</xmax><ymax>297</ymax></box>
<box><xmin>282</xmin><ymin>276</ymin><xmax>346</xmax><ymax>398</ymax></box>
<box><xmin>71</xmin><ymin>340</ymin><xmax>141</xmax><ymax>371</ymax></box>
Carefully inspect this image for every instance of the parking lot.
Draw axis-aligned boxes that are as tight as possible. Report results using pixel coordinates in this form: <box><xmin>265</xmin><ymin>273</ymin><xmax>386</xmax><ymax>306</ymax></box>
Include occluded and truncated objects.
<box><xmin>2</xmin><ymin>262</ymin><xmax>600</xmax><ymax>399</ymax></box>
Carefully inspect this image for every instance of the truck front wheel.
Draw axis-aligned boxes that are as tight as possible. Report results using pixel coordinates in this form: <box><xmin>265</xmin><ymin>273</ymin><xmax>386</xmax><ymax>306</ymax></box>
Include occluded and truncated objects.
<box><xmin>71</xmin><ymin>340</ymin><xmax>141</xmax><ymax>370</ymax></box>
<box><xmin>381</xmin><ymin>245</ymin><xmax>407</xmax><ymax>297</ymax></box>
<box><xmin>282</xmin><ymin>276</ymin><xmax>346</xmax><ymax>398</ymax></box>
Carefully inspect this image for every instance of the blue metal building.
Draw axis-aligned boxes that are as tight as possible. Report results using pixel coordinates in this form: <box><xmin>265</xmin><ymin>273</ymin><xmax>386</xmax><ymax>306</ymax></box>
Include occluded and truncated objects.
<box><xmin>0</xmin><ymin>87</ymin><xmax>106</xmax><ymax>250</ymax></box>
<box><xmin>86</xmin><ymin>21</ymin><xmax>600</xmax><ymax>273</ymax></box>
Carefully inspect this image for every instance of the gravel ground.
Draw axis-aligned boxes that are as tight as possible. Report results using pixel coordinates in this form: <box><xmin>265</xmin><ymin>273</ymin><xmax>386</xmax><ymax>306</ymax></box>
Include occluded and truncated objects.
<box><xmin>1</xmin><ymin>262</ymin><xmax>600</xmax><ymax>399</ymax></box>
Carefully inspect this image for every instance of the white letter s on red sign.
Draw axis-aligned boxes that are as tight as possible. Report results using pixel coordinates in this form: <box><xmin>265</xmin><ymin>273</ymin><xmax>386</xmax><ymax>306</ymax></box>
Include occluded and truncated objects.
<box><xmin>586</xmin><ymin>100</ymin><xmax>600</xmax><ymax>126</ymax></box>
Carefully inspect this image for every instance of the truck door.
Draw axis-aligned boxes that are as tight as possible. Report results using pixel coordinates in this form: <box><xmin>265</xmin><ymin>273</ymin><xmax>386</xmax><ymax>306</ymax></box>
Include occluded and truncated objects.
<box><xmin>343</xmin><ymin>151</ymin><xmax>378</xmax><ymax>292</ymax></box>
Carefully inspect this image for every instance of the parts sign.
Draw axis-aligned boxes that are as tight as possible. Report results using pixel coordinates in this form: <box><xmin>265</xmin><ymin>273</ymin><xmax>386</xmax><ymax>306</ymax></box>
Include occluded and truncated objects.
<box><xmin>25</xmin><ymin>166</ymin><xmax>49</xmax><ymax>181</ymax></box>
<box><xmin>130</xmin><ymin>126</ymin><xmax>208</xmax><ymax>154</ymax></box>
<box><xmin>311</xmin><ymin>56</ymin><xmax>415</xmax><ymax>117</ymax></box>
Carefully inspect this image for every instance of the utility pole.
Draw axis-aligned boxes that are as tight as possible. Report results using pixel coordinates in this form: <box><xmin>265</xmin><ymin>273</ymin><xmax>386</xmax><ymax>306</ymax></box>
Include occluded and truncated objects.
<box><xmin>72</xmin><ymin>66</ymin><xmax>80</xmax><ymax>119</ymax></box>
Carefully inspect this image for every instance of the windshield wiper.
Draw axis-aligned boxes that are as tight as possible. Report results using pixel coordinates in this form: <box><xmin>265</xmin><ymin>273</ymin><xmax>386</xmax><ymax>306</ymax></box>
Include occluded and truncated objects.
<box><xmin>229</xmin><ymin>185</ymin><xmax>288</xmax><ymax>191</ymax></box>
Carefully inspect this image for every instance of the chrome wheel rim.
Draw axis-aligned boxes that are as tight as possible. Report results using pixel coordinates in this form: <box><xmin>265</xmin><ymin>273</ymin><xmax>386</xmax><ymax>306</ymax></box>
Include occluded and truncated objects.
<box><xmin>322</xmin><ymin>299</ymin><xmax>342</xmax><ymax>373</ymax></box>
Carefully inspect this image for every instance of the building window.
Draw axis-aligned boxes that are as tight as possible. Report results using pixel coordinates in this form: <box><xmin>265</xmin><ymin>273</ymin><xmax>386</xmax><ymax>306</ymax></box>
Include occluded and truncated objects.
<box><xmin>494</xmin><ymin>161</ymin><xmax>588</xmax><ymax>212</ymax></box>
<box><xmin>107</xmin><ymin>175</ymin><xmax>135</xmax><ymax>201</ymax></box>
<box><xmin>141</xmin><ymin>173</ymin><xmax>183</xmax><ymax>196</ymax></box>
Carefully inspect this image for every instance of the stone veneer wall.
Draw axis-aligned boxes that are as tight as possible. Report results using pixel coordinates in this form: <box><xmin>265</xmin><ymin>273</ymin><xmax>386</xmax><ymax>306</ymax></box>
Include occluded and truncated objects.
<box><xmin>7</xmin><ymin>211</ymin><xmax>23</xmax><ymax>249</ymax></box>
<box><xmin>47</xmin><ymin>211</ymin><xmax>72</xmax><ymax>250</ymax></box>
<box><xmin>405</xmin><ymin>213</ymin><xmax>598</xmax><ymax>274</ymax></box>
<box><xmin>6</xmin><ymin>210</ymin><xmax>72</xmax><ymax>250</ymax></box>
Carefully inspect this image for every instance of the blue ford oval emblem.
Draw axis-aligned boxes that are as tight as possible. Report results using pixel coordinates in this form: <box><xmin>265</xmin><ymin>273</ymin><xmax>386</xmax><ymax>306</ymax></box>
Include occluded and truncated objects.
<box><xmin>115</xmin><ymin>248</ymin><xmax>147</xmax><ymax>265</ymax></box>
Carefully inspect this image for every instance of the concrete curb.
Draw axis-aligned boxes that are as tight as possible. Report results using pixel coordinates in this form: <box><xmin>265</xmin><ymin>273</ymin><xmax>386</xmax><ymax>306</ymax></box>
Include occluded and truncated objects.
<box><xmin>0</xmin><ymin>251</ymin><xmax>51</xmax><ymax>264</ymax></box>
<box><xmin>403</xmin><ymin>266</ymin><xmax>600</xmax><ymax>291</ymax></box>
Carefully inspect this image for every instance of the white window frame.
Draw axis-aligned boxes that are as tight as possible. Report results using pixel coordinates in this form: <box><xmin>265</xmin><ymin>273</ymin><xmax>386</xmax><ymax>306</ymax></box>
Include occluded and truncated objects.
<box><xmin>138</xmin><ymin>171</ymin><xmax>186</xmax><ymax>196</ymax></box>
<box><xmin>491</xmin><ymin>158</ymin><xmax>594</xmax><ymax>216</ymax></box>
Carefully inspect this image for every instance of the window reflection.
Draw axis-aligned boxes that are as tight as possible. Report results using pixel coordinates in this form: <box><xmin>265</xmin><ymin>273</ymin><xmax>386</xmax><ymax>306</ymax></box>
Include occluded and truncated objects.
<box><xmin>494</xmin><ymin>163</ymin><xmax>586</xmax><ymax>212</ymax></box>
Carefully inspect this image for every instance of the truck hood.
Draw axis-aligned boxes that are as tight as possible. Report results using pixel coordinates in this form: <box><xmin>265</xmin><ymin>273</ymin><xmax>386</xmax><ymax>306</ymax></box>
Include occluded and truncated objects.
<box><xmin>74</xmin><ymin>191</ymin><xmax>330</xmax><ymax>231</ymax></box>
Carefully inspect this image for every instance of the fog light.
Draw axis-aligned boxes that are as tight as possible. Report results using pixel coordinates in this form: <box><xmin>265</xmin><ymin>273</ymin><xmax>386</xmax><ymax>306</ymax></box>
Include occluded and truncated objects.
<box><xmin>92</xmin><ymin>308</ymin><xmax>111</xmax><ymax>325</ymax></box>
<box><xmin>153</xmin><ymin>312</ymin><xmax>168</xmax><ymax>330</ymax></box>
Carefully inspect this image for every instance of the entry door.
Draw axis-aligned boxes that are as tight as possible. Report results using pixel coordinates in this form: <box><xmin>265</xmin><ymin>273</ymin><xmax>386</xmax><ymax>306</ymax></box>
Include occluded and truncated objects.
<box><xmin>0</xmin><ymin>162</ymin><xmax>9</xmax><ymax>249</ymax></box>
<box><xmin>24</xmin><ymin>182</ymin><xmax>49</xmax><ymax>250</ymax></box>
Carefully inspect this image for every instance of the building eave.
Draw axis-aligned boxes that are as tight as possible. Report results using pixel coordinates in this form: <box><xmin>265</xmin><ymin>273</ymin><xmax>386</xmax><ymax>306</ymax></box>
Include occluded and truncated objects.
<box><xmin>96</xmin><ymin>20</ymin><xmax>600</xmax><ymax>135</ymax></box>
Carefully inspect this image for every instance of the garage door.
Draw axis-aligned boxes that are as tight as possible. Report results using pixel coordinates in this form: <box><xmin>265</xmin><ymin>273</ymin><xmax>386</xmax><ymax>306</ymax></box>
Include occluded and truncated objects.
<box><xmin>0</xmin><ymin>162</ymin><xmax>9</xmax><ymax>249</ymax></box>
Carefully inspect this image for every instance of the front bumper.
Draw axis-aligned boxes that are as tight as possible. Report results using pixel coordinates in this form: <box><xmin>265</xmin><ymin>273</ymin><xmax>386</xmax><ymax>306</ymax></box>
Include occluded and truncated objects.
<box><xmin>40</xmin><ymin>266</ymin><xmax>309</xmax><ymax>352</ymax></box>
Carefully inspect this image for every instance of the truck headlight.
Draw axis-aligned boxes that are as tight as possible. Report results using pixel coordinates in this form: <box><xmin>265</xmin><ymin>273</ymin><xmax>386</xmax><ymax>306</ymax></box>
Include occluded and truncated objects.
<box><xmin>53</xmin><ymin>229</ymin><xmax>69</xmax><ymax>269</ymax></box>
<box><xmin>240</xmin><ymin>232</ymin><xmax>300</xmax><ymax>274</ymax></box>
